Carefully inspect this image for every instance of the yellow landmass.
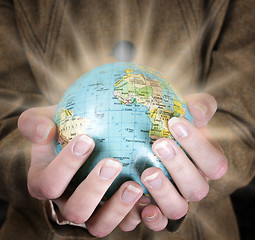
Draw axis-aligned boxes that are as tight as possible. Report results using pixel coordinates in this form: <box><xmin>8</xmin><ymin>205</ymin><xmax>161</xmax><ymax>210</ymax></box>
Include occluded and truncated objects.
<box><xmin>174</xmin><ymin>97</ymin><xmax>185</xmax><ymax>115</ymax></box>
<box><xmin>125</xmin><ymin>68</ymin><xmax>133</xmax><ymax>74</ymax></box>
<box><xmin>65</xmin><ymin>109</ymin><xmax>72</xmax><ymax>116</ymax></box>
<box><xmin>161</xmin><ymin>129</ymin><xmax>171</xmax><ymax>137</ymax></box>
<box><xmin>58</xmin><ymin>108</ymin><xmax>90</xmax><ymax>144</ymax></box>
<box><xmin>114</xmin><ymin>79</ymin><xmax>123</xmax><ymax>86</ymax></box>
<box><xmin>149</xmin><ymin>108</ymin><xmax>157</xmax><ymax>119</ymax></box>
<box><xmin>148</xmin><ymin>107</ymin><xmax>173</xmax><ymax>139</ymax></box>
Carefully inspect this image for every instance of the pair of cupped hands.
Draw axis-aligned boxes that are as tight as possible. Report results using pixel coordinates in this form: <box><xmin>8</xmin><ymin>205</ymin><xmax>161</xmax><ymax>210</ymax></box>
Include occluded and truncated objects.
<box><xmin>18</xmin><ymin>93</ymin><xmax>228</xmax><ymax>238</ymax></box>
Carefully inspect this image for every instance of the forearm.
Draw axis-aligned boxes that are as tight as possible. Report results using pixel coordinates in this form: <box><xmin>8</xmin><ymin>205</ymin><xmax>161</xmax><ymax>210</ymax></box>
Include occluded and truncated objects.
<box><xmin>0</xmin><ymin>0</ymin><xmax>47</xmax><ymax>200</ymax></box>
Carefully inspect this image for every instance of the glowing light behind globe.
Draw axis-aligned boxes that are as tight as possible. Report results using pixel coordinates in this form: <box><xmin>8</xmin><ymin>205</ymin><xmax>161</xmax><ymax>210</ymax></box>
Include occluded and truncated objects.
<box><xmin>3</xmin><ymin>2</ymin><xmax>244</xmax><ymax>238</ymax></box>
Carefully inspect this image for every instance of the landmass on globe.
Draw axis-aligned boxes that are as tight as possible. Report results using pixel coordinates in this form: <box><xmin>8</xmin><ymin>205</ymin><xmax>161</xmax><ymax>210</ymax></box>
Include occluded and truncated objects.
<box><xmin>54</xmin><ymin>62</ymin><xmax>192</xmax><ymax>197</ymax></box>
<box><xmin>56</xmin><ymin>67</ymin><xmax>186</xmax><ymax>145</ymax></box>
<box><xmin>113</xmin><ymin>68</ymin><xmax>186</xmax><ymax>141</ymax></box>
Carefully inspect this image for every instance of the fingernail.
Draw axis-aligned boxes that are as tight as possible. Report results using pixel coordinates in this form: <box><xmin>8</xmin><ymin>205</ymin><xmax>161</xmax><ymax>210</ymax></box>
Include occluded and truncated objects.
<box><xmin>139</xmin><ymin>202</ymin><xmax>150</xmax><ymax>207</ymax></box>
<box><xmin>194</xmin><ymin>102</ymin><xmax>208</xmax><ymax>117</ymax></box>
<box><xmin>99</xmin><ymin>159</ymin><xmax>121</xmax><ymax>180</ymax></box>
<box><xmin>36</xmin><ymin>124</ymin><xmax>53</xmax><ymax>141</ymax></box>
<box><xmin>72</xmin><ymin>135</ymin><xmax>93</xmax><ymax>156</ymax></box>
<box><xmin>168</xmin><ymin>117</ymin><xmax>189</xmax><ymax>138</ymax></box>
<box><xmin>145</xmin><ymin>213</ymin><xmax>157</xmax><ymax>221</ymax></box>
<box><xmin>144</xmin><ymin>172</ymin><xmax>162</xmax><ymax>189</ymax></box>
<box><xmin>121</xmin><ymin>185</ymin><xmax>141</xmax><ymax>203</ymax></box>
<box><xmin>153</xmin><ymin>140</ymin><xmax>175</xmax><ymax>160</ymax></box>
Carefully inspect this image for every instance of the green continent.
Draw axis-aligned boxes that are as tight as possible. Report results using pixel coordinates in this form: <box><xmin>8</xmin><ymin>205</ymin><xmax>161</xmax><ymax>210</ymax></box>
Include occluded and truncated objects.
<box><xmin>136</xmin><ymin>85</ymin><xmax>153</xmax><ymax>98</ymax></box>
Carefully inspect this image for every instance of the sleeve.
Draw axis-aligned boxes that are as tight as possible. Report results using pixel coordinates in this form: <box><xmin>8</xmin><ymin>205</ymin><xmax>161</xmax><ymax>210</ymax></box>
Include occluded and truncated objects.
<box><xmin>203</xmin><ymin>0</ymin><xmax>255</xmax><ymax>202</ymax></box>
<box><xmin>0</xmin><ymin>2</ymin><xmax>96</xmax><ymax>238</ymax></box>
<box><xmin>0</xmin><ymin>0</ymin><xmax>48</xmax><ymax>201</ymax></box>
<box><xmin>166</xmin><ymin>0</ymin><xmax>255</xmax><ymax>234</ymax></box>
<box><xmin>166</xmin><ymin>0</ymin><xmax>255</xmax><ymax>233</ymax></box>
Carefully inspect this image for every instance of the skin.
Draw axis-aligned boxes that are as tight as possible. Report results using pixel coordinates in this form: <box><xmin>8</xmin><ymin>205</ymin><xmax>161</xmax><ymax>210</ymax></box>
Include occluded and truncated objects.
<box><xmin>18</xmin><ymin>93</ymin><xmax>228</xmax><ymax>237</ymax></box>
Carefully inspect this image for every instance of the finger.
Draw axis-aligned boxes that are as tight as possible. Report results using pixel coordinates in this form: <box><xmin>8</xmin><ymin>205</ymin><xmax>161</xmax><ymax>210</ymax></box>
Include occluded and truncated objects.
<box><xmin>21</xmin><ymin>105</ymin><xmax>57</xmax><ymax>119</ymax></box>
<box><xmin>60</xmin><ymin>158</ymin><xmax>123</xmax><ymax>225</ymax></box>
<box><xmin>168</xmin><ymin>117</ymin><xmax>228</xmax><ymax>180</ymax></box>
<box><xmin>28</xmin><ymin>134</ymin><xmax>95</xmax><ymax>200</ymax></box>
<box><xmin>86</xmin><ymin>181</ymin><xmax>143</xmax><ymax>238</ymax></box>
<box><xmin>31</xmin><ymin>142</ymin><xmax>56</xmax><ymax>170</ymax></box>
<box><xmin>152</xmin><ymin>138</ymin><xmax>209</xmax><ymax>201</ymax></box>
<box><xmin>141</xmin><ymin>168</ymin><xmax>188</xmax><ymax>219</ymax></box>
<box><xmin>118</xmin><ymin>195</ymin><xmax>151</xmax><ymax>232</ymax></box>
<box><xmin>18</xmin><ymin>105</ymin><xmax>57</xmax><ymax>144</ymax></box>
<box><xmin>185</xmin><ymin>93</ymin><xmax>217</xmax><ymax>128</ymax></box>
<box><xmin>198</xmin><ymin>126</ymin><xmax>224</xmax><ymax>153</ymax></box>
<box><xmin>141</xmin><ymin>204</ymin><xmax>168</xmax><ymax>231</ymax></box>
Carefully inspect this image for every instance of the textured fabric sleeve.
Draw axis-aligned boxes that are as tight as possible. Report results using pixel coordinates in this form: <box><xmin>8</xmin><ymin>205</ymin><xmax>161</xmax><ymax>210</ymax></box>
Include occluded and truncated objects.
<box><xmin>0</xmin><ymin>1</ymin><xmax>58</xmax><ymax>238</ymax></box>
<box><xmin>0</xmin><ymin>0</ymin><xmax>48</xmax><ymax>201</ymax></box>
<box><xmin>168</xmin><ymin>0</ymin><xmax>255</xmax><ymax>235</ymax></box>
<box><xmin>0</xmin><ymin>2</ymin><xmax>97</xmax><ymax>238</ymax></box>
<box><xmin>203</xmin><ymin>0</ymin><xmax>255</xmax><ymax>202</ymax></box>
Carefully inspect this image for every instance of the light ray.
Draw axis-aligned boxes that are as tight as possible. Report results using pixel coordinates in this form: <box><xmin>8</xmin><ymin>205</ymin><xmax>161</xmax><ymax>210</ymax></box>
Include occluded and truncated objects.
<box><xmin>135</xmin><ymin>0</ymin><xmax>157</xmax><ymax>63</ymax></box>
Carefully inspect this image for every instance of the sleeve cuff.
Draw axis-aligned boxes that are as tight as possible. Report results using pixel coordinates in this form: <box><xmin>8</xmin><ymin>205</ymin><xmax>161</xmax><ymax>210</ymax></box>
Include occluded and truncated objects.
<box><xmin>46</xmin><ymin>200</ymin><xmax>87</xmax><ymax>229</ymax></box>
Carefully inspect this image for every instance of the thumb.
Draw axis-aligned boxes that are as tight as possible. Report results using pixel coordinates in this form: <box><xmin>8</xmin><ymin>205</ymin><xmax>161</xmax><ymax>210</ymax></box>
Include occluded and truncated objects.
<box><xmin>184</xmin><ymin>93</ymin><xmax>217</xmax><ymax>128</ymax></box>
<box><xmin>18</xmin><ymin>106</ymin><xmax>57</xmax><ymax>144</ymax></box>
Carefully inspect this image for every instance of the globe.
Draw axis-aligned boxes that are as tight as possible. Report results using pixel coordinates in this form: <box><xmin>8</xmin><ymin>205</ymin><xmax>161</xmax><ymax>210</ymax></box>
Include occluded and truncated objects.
<box><xmin>54</xmin><ymin>62</ymin><xmax>193</xmax><ymax>198</ymax></box>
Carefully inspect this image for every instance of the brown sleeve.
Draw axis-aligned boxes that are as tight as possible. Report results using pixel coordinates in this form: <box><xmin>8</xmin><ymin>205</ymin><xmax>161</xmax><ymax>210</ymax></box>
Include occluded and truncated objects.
<box><xmin>167</xmin><ymin>0</ymin><xmax>255</xmax><ymax>232</ymax></box>
<box><xmin>203</xmin><ymin>0</ymin><xmax>255</xmax><ymax>201</ymax></box>
<box><xmin>0</xmin><ymin>2</ymin><xmax>97</xmax><ymax>238</ymax></box>
<box><xmin>0</xmin><ymin>0</ymin><xmax>48</xmax><ymax>200</ymax></box>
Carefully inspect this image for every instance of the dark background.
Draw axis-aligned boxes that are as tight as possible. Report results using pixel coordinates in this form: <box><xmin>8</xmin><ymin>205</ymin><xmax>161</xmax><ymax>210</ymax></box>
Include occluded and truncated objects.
<box><xmin>231</xmin><ymin>177</ymin><xmax>255</xmax><ymax>240</ymax></box>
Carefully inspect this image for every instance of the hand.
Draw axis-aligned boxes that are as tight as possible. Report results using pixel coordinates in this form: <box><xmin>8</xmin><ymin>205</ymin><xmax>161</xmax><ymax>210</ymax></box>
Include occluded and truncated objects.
<box><xmin>18</xmin><ymin>106</ymin><xmax>147</xmax><ymax>237</ymax></box>
<box><xmin>139</xmin><ymin>93</ymin><xmax>228</xmax><ymax>231</ymax></box>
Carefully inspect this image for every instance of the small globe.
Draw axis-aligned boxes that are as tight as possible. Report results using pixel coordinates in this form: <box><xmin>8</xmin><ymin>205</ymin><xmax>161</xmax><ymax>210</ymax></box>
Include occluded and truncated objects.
<box><xmin>54</xmin><ymin>62</ymin><xmax>192</xmax><ymax>198</ymax></box>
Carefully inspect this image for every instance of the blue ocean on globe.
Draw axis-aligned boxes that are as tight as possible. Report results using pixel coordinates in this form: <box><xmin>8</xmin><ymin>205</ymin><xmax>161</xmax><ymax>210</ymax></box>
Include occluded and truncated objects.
<box><xmin>54</xmin><ymin>62</ymin><xmax>193</xmax><ymax>198</ymax></box>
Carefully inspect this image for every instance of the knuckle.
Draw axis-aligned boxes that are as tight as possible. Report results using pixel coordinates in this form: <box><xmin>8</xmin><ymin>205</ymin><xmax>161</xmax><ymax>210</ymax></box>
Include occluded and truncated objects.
<box><xmin>27</xmin><ymin>172</ymin><xmax>44</xmax><ymax>200</ymax></box>
<box><xmin>188</xmin><ymin>184</ymin><xmax>209</xmax><ymax>202</ymax></box>
<box><xmin>169</xmin><ymin>203</ymin><xmax>188</xmax><ymax>220</ymax></box>
<box><xmin>38</xmin><ymin>180</ymin><xmax>60</xmax><ymax>200</ymax></box>
<box><xmin>62</xmin><ymin>206</ymin><xmax>89</xmax><ymax>224</ymax></box>
<box><xmin>119</xmin><ymin>221</ymin><xmax>140</xmax><ymax>232</ymax></box>
<box><xmin>153</xmin><ymin>219</ymin><xmax>168</xmax><ymax>232</ymax></box>
<box><xmin>87</xmin><ymin>225</ymin><xmax>109</xmax><ymax>238</ymax></box>
<box><xmin>154</xmin><ymin>226</ymin><xmax>166</xmax><ymax>232</ymax></box>
<box><xmin>204</xmin><ymin>93</ymin><xmax>217</xmax><ymax>113</ymax></box>
<box><xmin>27</xmin><ymin>182</ymin><xmax>41</xmax><ymax>199</ymax></box>
<box><xmin>64</xmin><ymin>156</ymin><xmax>80</xmax><ymax>171</ymax></box>
<box><xmin>63</xmin><ymin>212</ymin><xmax>87</xmax><ymax>225</ymax></box>
<box><xmin>211</xmin><ymin>156</ymin><xmax>228</xmax><ymax>180</ymax></box>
